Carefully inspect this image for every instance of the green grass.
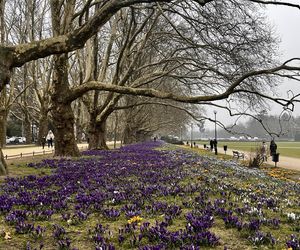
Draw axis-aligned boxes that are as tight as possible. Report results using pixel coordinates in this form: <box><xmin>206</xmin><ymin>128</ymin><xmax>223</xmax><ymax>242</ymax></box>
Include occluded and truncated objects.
<box><xmin>0</xmin><ymin>155</ymin><xmax>54</xmax><ymax>184</ymax></box>
<box><xmin>195</xmin><ymin>141</ymin><xmax>300</xmax><ymax>158</ymax></box>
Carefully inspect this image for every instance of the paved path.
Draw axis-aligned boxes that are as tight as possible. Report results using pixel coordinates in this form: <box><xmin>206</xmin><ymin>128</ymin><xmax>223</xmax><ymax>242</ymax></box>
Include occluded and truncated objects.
<box><xmin>217</xmin><ymin>147</ymin><xmax>300</xmax><ymax>171</ymax></box>
<box><xmin>2</xmin><ymin>143</ymin><xmax>88</xmax><ymax>159</ymax></box>
<box><xmin>2</xmin><ymin>142</ymin><xmax>118</xmax><ymax>159</ymax></box>
<box><xmin>2</xmin><ymin>141</ymin><xmax>120</xmax><ymax>158</ymax></box>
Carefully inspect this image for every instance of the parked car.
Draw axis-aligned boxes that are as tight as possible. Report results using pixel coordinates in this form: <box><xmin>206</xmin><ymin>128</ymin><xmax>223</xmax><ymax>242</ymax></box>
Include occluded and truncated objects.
<box><xmin>7</xmin><ymin>136</ymin><xmax>17</xmax><ymax>143</ymax></box>
<box><xmin>17</xmin><ymin>136</ymin><xmax>26</xmax><ymax>143</ymax></box>
<box><xmin>7</xmin><ymin>136</ymin><xmax>26</xmax><ymax>144</ymax></box>
<box><xmin>17</xmin><ymin>137</ymin><xmax>26</xmax><ymax>143</ymax></box>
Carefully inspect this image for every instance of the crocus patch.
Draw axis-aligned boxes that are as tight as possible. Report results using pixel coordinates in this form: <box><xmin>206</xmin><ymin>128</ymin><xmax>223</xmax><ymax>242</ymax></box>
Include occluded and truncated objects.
<box><xmin>0</xmin><ymin>141</ymin><xmax>299</xmax><ymax>249</ymax></box>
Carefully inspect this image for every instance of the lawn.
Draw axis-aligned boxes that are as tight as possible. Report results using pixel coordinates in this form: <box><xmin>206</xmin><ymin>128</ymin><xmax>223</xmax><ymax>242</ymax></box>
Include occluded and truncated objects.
<box><xmin>0</xmin><ymin>141</ymin><xmax>299</xmax><ymax>249</ymax></box>
<box><xmin>196</xmin><ymin>141</ymin><xmax>300</xmax><ymax>159</ymax></box>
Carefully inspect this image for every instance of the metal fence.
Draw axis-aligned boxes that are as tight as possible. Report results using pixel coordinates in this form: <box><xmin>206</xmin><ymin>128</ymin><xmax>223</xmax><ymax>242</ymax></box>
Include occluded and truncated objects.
<box><xmin>5</xmin><ymin>149</ymin><xmax>55</xmax><ymax>160</ymax></box>
<box><xmin>4</xmin><ymin>146</ymin><xmax>88</xmax><ymax>160</ymax></box>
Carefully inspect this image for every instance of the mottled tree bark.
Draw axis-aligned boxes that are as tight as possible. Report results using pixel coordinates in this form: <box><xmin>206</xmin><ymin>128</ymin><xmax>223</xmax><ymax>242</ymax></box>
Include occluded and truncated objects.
<box><xmin>0</xmin><ymin>0</ymin><xmax>8</xmax><ymax>174</ymax></box>
<box><xmin>75</xmin><ymin>101</ymin><xmax>83</xmax><ymax>143</ymax></box>
<box><xmin>51</xmin><ymin>54</ymin><xmax>80</xmax><ymax>157</ymax></box>
<box><xmin>0</xmin><ymin>94</ymin><xmax>7</xmax><ymax>173</ymax></box>
<box><xmin>113</xmin><ymin>112</ymin><xmax>119</xmax><ymax>149</ymax></box>
<box><xmin>0</xmin><ymin>148</ymin><xmax>7</xmax><ymax>175</ymax></box>
<box><xmin>123</xmin><ymin>124</ymin><xmax>137</xmax><ymax>145</ymax></box>
<box><xmin>0</xmin><ymin>48</ymin><xmax>13</xmax><ymax>92</ymax></box>
<box><xmin>37</xmin><ymin>109</ymin><xmax>48</xmax><ymax>145</ymax></box>
<box><xmin>24</xmin><ymin>112</ymin><xmax>32</xmax><ymax>144</ymax></box>
<box><xmin>52</xmin><ymin>102</ymin><xmax>80</xmax><ymax>156</ymax></box>
<box><xmin>88</xmin><ymin>117</ymin><xmax>109</xmax><ymax>150</ymax></box>
<box><xmin>0</xmin><ymin>108</ymin><xmax>7</xmax><ymax>147</ymax></box>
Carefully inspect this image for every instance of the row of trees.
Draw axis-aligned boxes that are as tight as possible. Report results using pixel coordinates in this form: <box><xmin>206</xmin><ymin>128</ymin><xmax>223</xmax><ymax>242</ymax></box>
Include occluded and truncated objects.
<box><xmin>1</xmin><ymin>0</ymin><xmax>300</xmax><ymax>175</ymax></box>
<box><xmin>202</xmin><ymin>113</ymin><xmax>300</xmax><ymax>140</ymax></box>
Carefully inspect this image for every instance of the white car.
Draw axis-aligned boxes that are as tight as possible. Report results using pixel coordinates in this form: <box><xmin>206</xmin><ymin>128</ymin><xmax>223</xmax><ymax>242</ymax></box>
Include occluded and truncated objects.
<box><xmin>7</xmin><ymin>136</ymin><xmax>26</xmax><ymax>144</ymax></box>
<box><xmin>7</xmin><ymin>136</ymin><xmax>17</xmax><ymax>143</ymax></box>
<box><xmin>17</xmin><ymin>137</ymin><xmax>26</xmax><ymax>143</ymax></box>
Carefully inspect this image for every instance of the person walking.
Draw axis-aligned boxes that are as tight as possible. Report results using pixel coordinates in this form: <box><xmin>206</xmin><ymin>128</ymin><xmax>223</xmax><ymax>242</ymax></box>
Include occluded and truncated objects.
<box><xmin>270</xmin><ymin>139</ymin><xmax>277</xmax><ymax>157</ymax></box>
<box><xmin>261</xmin><ymin>141</ymin><xmax>267</xmax><ymax>161</ymax></box>
<box><xmin>213</xmin><ymin>139</ymin><xmax>218</xmax><ymax>155</ymax></box>
<box><xmin>210</xmin><ymin>139</ymin><xmax>214</xmax><ymax>151</ymax></box>
<box><xmin>46</xmin><ymin>130</ymin><xmax>54</xmax><ymax>148</ymax></box>
<box><xmin>41</xmin><ymin>136</ymin><xmax>46</xmax><ymax>149</ymax></box>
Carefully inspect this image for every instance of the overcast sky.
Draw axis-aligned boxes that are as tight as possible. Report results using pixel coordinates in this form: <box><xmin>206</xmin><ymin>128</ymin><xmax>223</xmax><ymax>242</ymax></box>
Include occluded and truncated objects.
<box><xmin>205</xmin><ymin>3</ymin><xmax>300</xmax><ymax>128</ymax></box>
<box><xmin>266</xmin><ymin>2</ymin><xmax>300</xmax><ymax>116</ymax></box>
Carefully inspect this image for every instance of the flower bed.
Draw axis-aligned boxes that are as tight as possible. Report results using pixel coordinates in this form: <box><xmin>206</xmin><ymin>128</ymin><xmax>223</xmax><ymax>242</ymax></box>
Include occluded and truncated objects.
<box><xmin>0</xmin><ymin>141</ymin><xmax>299</xmax><ymax>249</ymax></box>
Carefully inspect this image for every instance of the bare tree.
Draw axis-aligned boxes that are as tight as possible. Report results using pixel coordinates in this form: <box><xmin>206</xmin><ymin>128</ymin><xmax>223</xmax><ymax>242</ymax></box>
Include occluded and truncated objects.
<box><xmin>0</xmin><ymin>0</ymin><xmax>8</xmax><ymax>173</ymax></box>
<box><xmin>79</xmin><ymin>8</ymin><xmax>162</xmax><ymax>149</ymax></box>
<box><xmin>121</xmin><ymin>97</ymin><xmax>190</xmax><ymax>143</ymax></box>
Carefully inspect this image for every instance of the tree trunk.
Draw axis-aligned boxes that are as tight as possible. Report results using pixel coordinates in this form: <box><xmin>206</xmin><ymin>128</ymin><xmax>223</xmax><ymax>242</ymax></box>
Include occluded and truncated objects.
<box><xmin>0</xmin><ymin>48</ymin><xmax>13</xmax><ymax>92</ymax></box>
<box><xmin>0</xmin><ymin>47</ymin><xmax>10</xmax><ymax>175</ymax></box>
<box><xmin>88</xmin><ymin>118</ymin><xmax>109</xmax><ymax>150</ymax></box>
<box><xmin>113</xmin><ymin>112</ymin><xmax>118</xmax><ymax>149</ymax></box>
<box><xmin>24</xmin><ymin>113</ymin><xmax>32</xmax><ymax>144</ymax></box>
<box><xmin>136</xmin><ymin>130</ymin><xmax>151</xmax><ymax>142</ymax></box>
<box><xmin>37</xmin><ymin>109</ymin><xmax>48</xmax><ymax>145</ymax></box>
<box><xmin>0</xmin><ymin>147</ymin><xmax>7</xmax><ymax>175</ymax></box>
<box><xmin>0</xmin><ymin>76</ymin><xmax>8</xmax><ymax>175</ymax></box>
<box><xmin>123</xmin><ymin>125</ymin><xmax>137</xmax><ymax>145</ymax></box>
<box><xmin>51</xmin><ymin>54</ymin><xmax>80</xmax><ymax>157</ymax></box>
<box><xmin>0</xmin><ymin>2</ymin><xmax>9</xmax><ymax>175</ymax></box>
<box><xmin>75</xmin><ymin>101</ymin><xmax>83</xmax><ymax>143</ymax></box>
<box><xmin>52</xmin><ymin>103</ymin><xmax>80</xmax><ymax>156</ymax></box>
<box><xmin>0</xmin><ymin>108</ymin><xmax>7</xmax><ymax>147</ymax></box>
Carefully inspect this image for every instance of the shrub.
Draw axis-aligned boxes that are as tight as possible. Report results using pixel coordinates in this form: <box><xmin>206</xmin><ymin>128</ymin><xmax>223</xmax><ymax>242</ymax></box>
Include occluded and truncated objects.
<box><xmin>248</xmin><ymin>147</ymin><xmax>264</xmax><ymax>168</ymax></box>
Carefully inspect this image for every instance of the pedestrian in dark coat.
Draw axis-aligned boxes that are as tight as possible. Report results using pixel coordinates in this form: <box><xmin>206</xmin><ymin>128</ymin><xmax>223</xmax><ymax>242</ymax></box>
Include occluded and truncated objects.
<box><xmin>210</xmin><ymin>139</ymin><xmax>214</xmax><ymax>151</ymax></box>
<box><xmin>213</xmin><ymin>139</ymin><xmax>218</xmax><ymax>154</ymax></box>
<box><xmin>270</xmin><ymin>139</ymin><xmax>277</xmax><ymax>156</ymax></box>
<box><xmin>41</xmin><ymin>136</ymin><xmax>46</xmax><ymax>149</ymax></box>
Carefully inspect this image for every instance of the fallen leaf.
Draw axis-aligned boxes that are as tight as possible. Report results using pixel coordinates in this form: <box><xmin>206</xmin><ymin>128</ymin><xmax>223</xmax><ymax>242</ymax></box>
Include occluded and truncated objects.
<box><xmin>4</xmin><ymin>231</ymin><xmax>11</xmax><ymax>240</ymax></box>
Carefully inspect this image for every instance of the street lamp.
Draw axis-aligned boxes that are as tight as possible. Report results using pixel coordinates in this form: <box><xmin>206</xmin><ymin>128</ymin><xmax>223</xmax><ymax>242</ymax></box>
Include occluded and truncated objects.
<box><xmin>214</xmin><ymin>110</ymin><xmax>217</xmax><ymax>155</ymax></box>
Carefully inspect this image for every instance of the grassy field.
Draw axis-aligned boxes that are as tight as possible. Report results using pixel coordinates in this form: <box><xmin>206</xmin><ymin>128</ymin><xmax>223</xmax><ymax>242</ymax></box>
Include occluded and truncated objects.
<box><xmin>196</xmin><ymin>141</ymin><xmax>300</xmax><ymax>159</ymax></box>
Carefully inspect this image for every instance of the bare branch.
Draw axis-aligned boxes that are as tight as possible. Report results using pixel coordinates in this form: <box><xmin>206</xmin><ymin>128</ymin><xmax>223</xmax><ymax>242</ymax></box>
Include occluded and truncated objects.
<box><xmin>67</xmin><ymin>58</ymin><xmax>300</xmax><ymax>104</ymax></box>
<box><xmin>249</xmin><ymin>0</ymin><xmax>300</xmax><ymax>9</ymax></box>
<box><xmin>198</xmin><ymin>102</ymin><xmax>284</xmax><ymax>138</ymax></box>
<box><xmin>7</xmin><ymin>0</ymin><xmax>178</xmax><ymax>68</ymax></box>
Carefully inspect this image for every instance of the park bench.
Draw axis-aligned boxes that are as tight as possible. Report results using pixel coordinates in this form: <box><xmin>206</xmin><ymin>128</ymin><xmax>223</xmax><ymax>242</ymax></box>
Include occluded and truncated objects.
<box><xmin>232</xmin><ymin>150</ymin><xmax>245</xmax><ymax>160</ymax></box>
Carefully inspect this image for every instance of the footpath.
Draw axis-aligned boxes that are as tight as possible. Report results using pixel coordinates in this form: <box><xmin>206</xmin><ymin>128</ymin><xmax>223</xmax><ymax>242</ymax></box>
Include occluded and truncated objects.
<box><xmin>2</xmin><ymin>143</ymin><xmax>88</xmax><ymax>159</ymax></box>
<box><xmin>2</xmin><ymin>142</ymin><xmax>118</xmax><ymax>160</ymax></box>
<box><xmin>217</xmin><ymin>147</ymin><xmax>300</xmax><ymax>172</ymax></box>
